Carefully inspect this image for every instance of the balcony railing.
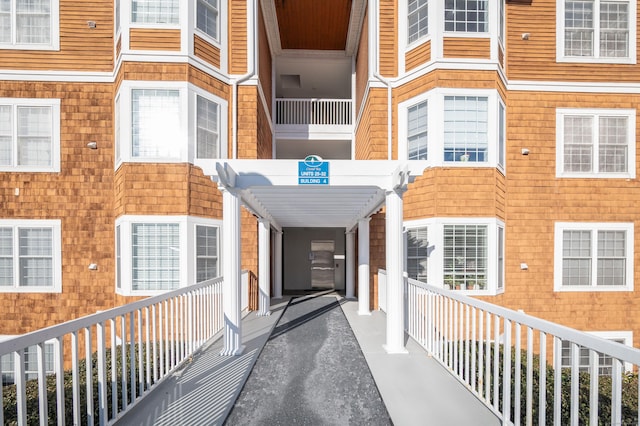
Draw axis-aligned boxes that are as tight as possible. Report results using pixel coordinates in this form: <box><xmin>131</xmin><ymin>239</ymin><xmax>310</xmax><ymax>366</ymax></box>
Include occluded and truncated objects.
<box><xmin>275</xmin><ymin>98</ymin><xmax>352</xmax><ymax>126</ymax></box>
<box><xmin>401</xmin><ymin>276</ymin><xmax>640</xmax><ymax>425</ymax></box>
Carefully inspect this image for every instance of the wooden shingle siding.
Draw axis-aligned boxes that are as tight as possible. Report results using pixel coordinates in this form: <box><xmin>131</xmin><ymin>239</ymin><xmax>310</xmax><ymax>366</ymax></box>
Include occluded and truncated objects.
<box><xmin>443</xmin><ymin>37</ymin><xmax>490</xmax><ymax>59</ymax></box>
<box><xmin>0</xmin><ymin>0</ymin><xmax>113</xmax><ymax>71</ymax></box>
<box><xmin>129</xmin><ymin>28</ymin><xmax>181</xmax><ymax>51</ymax></box>
<box><xmin>116</xmin><ymin>35</ymin><xmax>122</xmax><ymax>58</ymax></box>
<box><xmin>378</xmin><ymin>0</ymin><xmax>397</xmax><ymax>77</ymax></box>
<box><xmin>405</xmin><ymin>41</ymin><xmax>431</xmax><ymax>71</ymax></box>
<box><xmin>355</xmin><ymin>88</ymin><xmax>388</xmax><ymax>160</ymax></box>
<box><xmin>120</xmin><ymin>62</ymin><xmax>188</xmax><ymax>81</ymax></box>
<box><xmin>194</xmin><ymin>35</ymin><xmax>221</xmax><ymax>68</ymax></box>
<box><xmin>229</xmin><ymin>0</ymin><xmax>248</xmax><ymax>74</ymax></box>
<box><xmin>237</xmin><ymin>86</ymin><xmax>259</xmax><ymax>159</ymax></box>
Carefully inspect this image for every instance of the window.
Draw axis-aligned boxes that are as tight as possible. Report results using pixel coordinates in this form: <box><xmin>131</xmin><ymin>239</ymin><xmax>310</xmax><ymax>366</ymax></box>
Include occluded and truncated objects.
<box><xmin>444</xmin><ymin>96</ymin><xmax>488</xmax><ymax>163</ymax></box>
<box><xmin>1</xmin><ymin>340</ymin><xmax>55</xmax><ymax>384</ymax></box>
<box><xmin>408</xmin><ymin>0</ymin><xmax>428</xmax><ymax>44</ymax></box>
<box><xmin>196</xmin><ymin>0</ymin><xmax>218</xmax><ymax>41</ymax></box>
<box><xmin>132</xmin><ymin>89</ymin><xmax>181</xmax><ymax>159</ymax></box>
<box><xmin>555</xmin><ymin>222</ymin><xmax>633</xmax><ymax>291</ymax></box>
<box><xmin>196</xmin><ymin>225</ymin><xmax>218</xmax><ymax>282</ymax></box>
<box><xmin>405</xmin><ymin>218</ymin><xmax>504</xmax><ymax>295</ymax></box>
<box><xmin>498</xmin><ymin>101</ymin><xmax>505</xmax><ymax>169</ymax></box>
<box><xmin>444</xmin><ymin>0</ymin><xmax>488</xmax><ymax>33</ymax></box>
<box><xmin>0</xmin><ymin>0</ymin><xmax>59</xmax><ymax>49</ymax></box>
<box><xmin>407</xmin><ymin>100</ymin><xmax>428</xmax><ymax>160</ymax></box>
<box><xmin>558</xmin><ymin>0</ymin><xmax>636</xmax><ymax>63</ymax></box>
<box><xmin>131</xmin><ymin>0</ymin><xmax>178</xmax><ymax>24</ymax></box>
<box><xmin>560</xmin><ymin>332</ymin><xmax>633</xmax><ymax>375</ymax></box>
<box><xmin>556</xmin><ymin>109</ymin><xmax>635</xmax><ymax>178</ymax></box>
<box><xmin>0</xmin><ymin>220</ymin><xmax>61</xmax><ymax>293</ymax></box>
<box><xmin>196</xmin><ymin>95</ymin><xmax>220</xmax><ymax>159</ymax></box>
<box><xmin>0</xmin><ymin>99</ymin><xmax>60</xmax><ymax>172</ymax></box>
<box><xmin>116</xmin><ymin>216</ymin><xmax>221</xmax><ymax>295</ymax></box>
<box><xmin>407</xmin><ymin>227</ymin><xmax>428</xmax><ymax>281</ymax></box>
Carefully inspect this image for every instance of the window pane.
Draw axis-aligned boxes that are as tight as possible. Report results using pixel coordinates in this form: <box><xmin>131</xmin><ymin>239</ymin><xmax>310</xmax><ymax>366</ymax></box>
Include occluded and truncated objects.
<box><xmin>407</xmin><ymin>227</ymin><xmax>428</xmax><ymax>281</ymax></box>
<box><xmin>18</xmin><ymin>227</ymin><xmax>53</xmax><ymax>287</ymax></box>
<box><xmin>562</xmin><ymin>230</ymin><xmax>591</xmax><ymax>286</ymax></box>
<box><xmin>17</xmin><ymin>106</ymin><xmax>52</xmax><ymax>166</ymax></box>
<box><xmin>600</xmin><ymin>1</ymin><xmax>628</xmax><ymax>57</ymax></box>
<box><xmin>131</xmin><ymin>89</ymin><xmax>181</xmax><ymax>158</ymax></box>
<box><xmin>408</xmin><ymin>0</ymin><xmax>428</xmax><ymax>43</ymax></box>
<box><xmin>407</xmin><ymin>100</ymin><xmax>427</xmax><ymax>160</ymax></box>
<box><xmin>444</xmin><ymin>0</ymin><xmax>488</xmax><ymax>33</ymax></box>
<box><xmin>444</xmin><ymin>96</ymin><xmax>488</xmax><ymax>162</ymax></box>
<box><xmin>0</xmin><ymin>105</ymin><xmax>11</xmax><ymax>165</ymax></box>
<box><xmin>598</xmin><ymin>116</ymin><xmax>627</xmax><ymax>172</ymax></box>
<box><xmin>132</xmin><ymin>223</ymin><xmax>179</xmax><ymax>291</ymax></box>
<box><xmin>196</xmin><ymin>95</ymin><xmax>219</xmax><ymax>159</ymax></box>
<box><xmin>196</xmin><ymin>225</ymin><xmax>218</xmax><ymax>282</ymax></box>
<box><xmin>563</xmin><ymin>115</ymin><xmax>593</xmax><ymax>172</ymax></box>
<box><xmin>597</xmin><ymin>230</ymin><xmax>625</xmax><ymax>286</ymax></box>
<box><xmin>565</xmin><ymin>0</ymin><xmax>594</xmax><ymax>56</ymax></box>
<box><xmin>443</xmin><ymin>225</ymin><xmax>487</xmax><ymax>290</ymax></box>
<box><xmin>0</xmin><ymin>0</ymin><xmax>10</xmax><ymax>44</ymax></box>
<box><xmin>196</xmin><ymin>0</ymin><xmax>218</xmax><ymax>40</ymax></box>
<box><xmin>497</xmin><ymin>227</ymin><xmax>504</xmax><ymax>289</ymax></box>
<box><xmin>131</xmin><ymin>0</ymin><xmax>179</xmax><ymax>24</ymax></box>
<box><xmin>16</xmin><ymin>0</ymin><xmax>51</xmax><ymax>44</ymax></box>
<box><xmin>498</xmin><ymin>102</ymin><xmax>505</xmax><ymax>167</ymax></box>
<box><xmin>0</xmin><ymin>227</ymin><xmax>13</xmax><ymax>286</ymax></box>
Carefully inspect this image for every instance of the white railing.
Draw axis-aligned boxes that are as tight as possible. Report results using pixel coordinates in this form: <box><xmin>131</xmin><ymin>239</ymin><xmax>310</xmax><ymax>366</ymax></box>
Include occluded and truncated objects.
<box><xmin>405</xmin><ymin>277</ymin><xmax>640</xmax><ymax>426</ymax></box>
<box><xmin>0</xmin><ymin>277</ymin><xmax>224</xmax><ymax>426</ymax></box>
<box><xmin>275</xmin><ymin>98</ymin><xmax>352</xmax><ymax>126</ymax></box>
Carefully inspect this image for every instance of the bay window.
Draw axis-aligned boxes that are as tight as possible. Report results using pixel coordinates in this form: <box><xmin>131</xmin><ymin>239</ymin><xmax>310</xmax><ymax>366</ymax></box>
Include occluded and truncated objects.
<box><xmin>196</xmin><ymin>0</ymin><xmax>219</xmax><ymax>41</ymax></box>
<box><xmin>444</xmin><ymin>0</ymin><xmax>488</xmax><ymax>33</ymax></box>
<box><xmin>131</xmin><ymin>0</ymin><xmax>178</xmax><ymax>24</ymax></box>
<box><xmin>408</xmin><ymin>0</ymin><xmax>428</xmax><ymax>44</ymax></box>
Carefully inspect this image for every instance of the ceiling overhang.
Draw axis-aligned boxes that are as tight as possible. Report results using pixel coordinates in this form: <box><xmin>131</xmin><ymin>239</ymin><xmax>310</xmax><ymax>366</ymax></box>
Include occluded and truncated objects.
<box><xmin>199</xmin><ymin>160</ymin><xmax>429</xmax><ymax>231</ymax></box>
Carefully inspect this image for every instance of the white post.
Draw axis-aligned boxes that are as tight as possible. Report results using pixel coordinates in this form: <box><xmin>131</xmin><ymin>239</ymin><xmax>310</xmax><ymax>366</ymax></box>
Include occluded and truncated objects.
<box><xmin>346</xmin><ymin>230</ymin><xmax>355</xmax><ymax>299</ymax></box>
<box><xmin>273</xmin><ymin>230</ymin><xmax>283</xmax><ymax>299</ymax></box>
<box><xmin>358</xmin><ymin>217</ymin><xmax>371</xmax><ymax>315</ymax></box>
<box><xmin>258</xmin><ymin>218</ymin><xmax>271</xmax><ymax>315</ymax></box>
<box><xmin>384</xmin><ymin>188</ymin><xmax>407</xmax><ymax>354</ymax></box>
<box><xmin>220</xmin><ymin>187</ymin><xmax>244</xmax><ymax>355</ymax></box>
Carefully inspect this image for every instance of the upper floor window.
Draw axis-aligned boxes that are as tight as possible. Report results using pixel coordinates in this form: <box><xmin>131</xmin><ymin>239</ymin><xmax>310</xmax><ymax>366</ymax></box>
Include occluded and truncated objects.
<box><xmin>407</xmin><ymin>100</ymin><xmax>428</xmax><ymax>160</ymax></box>
<box><xmin>558</xmin><ymin>0</ymin><xmax>636</xmax><ymax>63</ymax></box>
<box><xmin>132</xmin><ymin>89</ymin><xmax>181</xmax><ymax>159</ymax></box>
<box><xmin>554</xmin><ymin>222</ymin><xmax>634</xmax><ymax>291</ymax></box>
<box><xmin>0</xmin><ymin>99</ymin><xmax>60</xmax><ymax>173</ymax></box>
<box><xmin>556</xmin><ymin>109</ymin><xmax>635</xmax><ymax>178</ymax></box>
<box><xmin>408</xmin><ymin>0</ymin><xmax>428</xmax><ymax>44</ymax></box>
<box><xmin>444</xmin><ymin>0</ymin><xmax>488</xmax><ymax>33</ymax></box>
<box><xmin>131</xmin><ymin>0</ymin><xmax>178</xmax><ymax>24</ymax></box>
<box><xmin>196</xmin><ymin>0</ymin><xmax>218</xmax><ymax>41</ymax></box>
<box><xmin>0</xmin><ymin>0</ymin><xmax>59</xmax><ymax>50</ymax></box>
<box><xmin>0</xmin><ymin>220</ymin><xmax>62</xmax><ymax>293</ymax></box>
<box><xmin>444</xmin><ymin>96</ymin><xmax>488</xmax><ymax>162</ymax></box>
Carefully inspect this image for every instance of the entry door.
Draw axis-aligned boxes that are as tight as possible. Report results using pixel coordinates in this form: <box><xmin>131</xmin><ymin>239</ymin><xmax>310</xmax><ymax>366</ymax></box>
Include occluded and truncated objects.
<box><xmin>310</xmin><ymin>240</ymin><xmax>335</xmax><ymax>289</ymax></box>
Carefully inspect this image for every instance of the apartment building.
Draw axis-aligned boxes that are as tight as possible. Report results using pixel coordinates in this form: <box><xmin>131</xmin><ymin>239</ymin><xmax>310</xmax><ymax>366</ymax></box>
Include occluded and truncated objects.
<box><xmin>0</xmin><ymin>0</ymin><xmax>638</xmax><ymax>365</ymax></box>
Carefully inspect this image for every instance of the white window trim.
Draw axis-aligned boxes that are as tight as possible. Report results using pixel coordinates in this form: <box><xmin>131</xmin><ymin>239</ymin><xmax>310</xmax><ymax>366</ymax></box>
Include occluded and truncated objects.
<box><xmin>0</xmin><ymin>219</ymin><xmax>62</xmax><ymax>294</ymax></box>
<box><xmin>554</xmin><ymin>222</ymin><xmax>634</xmax><ymax>292</ymax></box>
<box><xmin>115</xmin><ymin>81</ymin><xmax>227</xmax><ymax>169</ymax></box>
<box><xmin>442</xmin><ymin>0</ymin><xmax>491</xmax><ymax>36</ymax></box>
<box><xmin>0</xmin><ymin>98</ymin><xmax>61</xmax><ymax>173</ymax></box>
<box><xmin>193</xmin><ymin>222</ymin><xmax>221</xmax><ymax>283</ymax></box>
<box><xmin>555</xmin><ymin>331</ymin><xmax>634</xmax><ymax>373</ymax></box>
<box><xmin>128</xmin><ymin>0</ymin><xmax>181</xmax><ymax>29</ymax></box>
<box><xmin>404</xmin><ymin>217</ymin><xmax>505</xmax><ymax>296</ymax></box>
<box><xmin>194</xmin><ymin>0</ymin><xmax>221</xmax><ymax>47</ymax></box>
<box><xmin>556</xmin><ymin>0</ymin><xmax>637</xmax><ymax>64</ymax></box>
<box><xmin>556</xmin><ymin>108</ymin><xmax>636</xmax><ymax>179</ymax></box>
<box><xmin>0</xmin><ymin>0</ymin><xmax>60</xmax><ymax>51</ymax></box>
<box><xmin>115</xmin><ymin>215</ymin><xmax>222</xmax><ymax>296</ymax></box>
<box><xmin>398</xmin><ymin>88</ymin><xmax>504</xmax><ymax>170</ymax></box>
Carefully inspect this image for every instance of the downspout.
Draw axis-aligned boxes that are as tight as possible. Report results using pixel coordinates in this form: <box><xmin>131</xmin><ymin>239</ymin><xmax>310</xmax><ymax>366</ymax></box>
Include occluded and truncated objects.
<box><xmin>231</xmin><ymin>0</ymin><xmax>258</xmax><ymax>159</ymax></box>
<box><xmin>370</xmin><ymin>0</ymin><xmax>392</xmax><ymax>160</ymax></box>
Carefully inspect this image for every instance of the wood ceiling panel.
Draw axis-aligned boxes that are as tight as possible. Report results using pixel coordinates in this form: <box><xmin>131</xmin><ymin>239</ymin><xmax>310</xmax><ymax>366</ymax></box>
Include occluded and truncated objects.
<box><xmin>275</xmin><ymin>0</ymin><xmax>352</xmax><ymax>50</ymax></box>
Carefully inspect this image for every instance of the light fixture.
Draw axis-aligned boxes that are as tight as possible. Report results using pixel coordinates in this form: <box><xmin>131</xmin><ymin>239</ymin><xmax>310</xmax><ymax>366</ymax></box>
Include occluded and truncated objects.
<box><xmin>87</xmin><ymin>141</ymin><xmax>97</xmax><ymax>149</ymax></box>
<box><xmin>520</xmin><ymin>263</ymin><xmax>528</xmax><ymax>270</ymax></box>
<box><xmin>521</xmin><ymin>33</ymin><xmax>530</xmax><ymax>40</ymax></box>
<box><xmin>521</xmin><ymin>148</ymin><xmax>530</xmax><ymax>155</ymax></box>
<box><xmin>88</xmin><ymin>263</ymin><xmax>98</xmax><ymax>270</ymax></box>
<box><xmin>87</xmin><ymin>21</ymin><xmax>97</xmax><ymax>29</ymax></box>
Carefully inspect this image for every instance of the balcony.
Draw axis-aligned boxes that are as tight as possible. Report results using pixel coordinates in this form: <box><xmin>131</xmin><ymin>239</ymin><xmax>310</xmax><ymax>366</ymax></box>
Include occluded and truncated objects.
<box><xmin>2</xmin><ymin>273</ymin><xmax>640</xmax><ymax>425</ymax></box>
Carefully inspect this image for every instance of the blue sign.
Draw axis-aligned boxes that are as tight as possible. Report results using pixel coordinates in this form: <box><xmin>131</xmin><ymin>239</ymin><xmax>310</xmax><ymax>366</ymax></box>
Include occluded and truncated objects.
<box><xmin>298</xmin><ymin>155</ymin><xmax>329</xmax><ymax>185</ymax></box>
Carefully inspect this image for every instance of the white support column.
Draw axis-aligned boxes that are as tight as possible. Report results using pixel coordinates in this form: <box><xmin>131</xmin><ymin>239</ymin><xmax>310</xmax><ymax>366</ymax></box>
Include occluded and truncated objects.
<box><xmin>273</xmin><ymin>230</ymin><xmax>283</xmax><ymax>299</ymax></box>
<box><xmin>220</xmin><ymin>187</ymin><xmax>244</xmax><ymax>356</ymax></box>
<box><xmin>258</xmin><ymin>218</ymin><xmax>271</xmax><ymax>316</ymax></box>
<box><xmin>345</xmin><ymin>230</ymin><xmax>355</xmax><ymax>299</ymax></box>
<box><xmin>384</xmin><ymin>188</ymin><xmax>408</xmax><ymax>354</ymax></box>
<box><xmin>358</xmin><ymin>217</ymin><xmax>371</xmax><ymax>315</ymax></box>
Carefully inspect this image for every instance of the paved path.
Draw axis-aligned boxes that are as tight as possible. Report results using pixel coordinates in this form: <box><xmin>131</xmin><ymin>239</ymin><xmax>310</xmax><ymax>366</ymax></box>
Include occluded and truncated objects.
<box><xmin>225</xmin><ymin>294</ymin><xmax>392</xmax><ymax>425</ymax></box>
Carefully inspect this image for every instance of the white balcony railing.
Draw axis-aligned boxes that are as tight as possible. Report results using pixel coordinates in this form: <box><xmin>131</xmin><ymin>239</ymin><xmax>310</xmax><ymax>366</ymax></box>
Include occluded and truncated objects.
<box><xmin>275</xmin><ymin>98</ymin><xmax>352</xmax><ymax>126</ymax></box>
<box><xmin>404</xmin><ymin>276</ymin><xmax>640</xmax><ymax>426</ymax></box>
<box><xmin>0</xmin><ymin>277</ymin><xmax>224</xmax><ymax>426</ymax></box>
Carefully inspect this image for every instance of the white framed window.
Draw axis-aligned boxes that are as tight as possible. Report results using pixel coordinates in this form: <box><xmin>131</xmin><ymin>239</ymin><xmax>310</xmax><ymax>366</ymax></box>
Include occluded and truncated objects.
<box><xmin>196</xmin><ymin>0</ymin><xmax>218</xmax><ymax>42</ymax></box>
<box><xmin>131</xmin><ymin>0</ymin><xmax>179</xmax><ymax>25</ymax></box>
<box><xmin>116</xmin><ymin>216</ymin><xmax>221</xmax><ymax>296</ymax></box>
<box><xmin>405</xmin><ymin>217</ymin><xmax>504</xmax><ymax>295</ymax></box>
<box><xmin>0</xmin><ymin>0</ymin><xmax>59</xmax><ymax>50</ymax></box>
<box><xmin>557</xmin><ymin>0</ymin><xmax>636</xmax><ymax>63</ymax></box>
<box><xmin>559</xmin><ymin>331</ymin><xmax>633</xmax><ymax>375</ymax></box>
<box><xmin>398</xmin><ymin>89</ymin><xmax>504</xmax><ymax>169</ymax></box>
<box><xmin>408</xmin><ymin>0</ymin><xmax>429</xmax><ymax>44</ymax></box>
<box><xmin>115</xmin><ymin>81</ymin><xmax>227</xmax><ymax>168</ymax></box>
<box><xmin>0</xmin><ymin>220</ymin><xmax>62</xmax><ymax>293</ymax></box>
<box><xmin>444</xmin><ymin>0</ymin><xmax>488</xmax><ymax>33</ymax></box>
<box><xmin>0</xmin><ymin>98</ymin><xmax>60</xmax><ymax>172</ymax></box>
<box><xmin>0</xmin><ymin>337</ymin><xmax>57</xmax><ymax>384</ymax></box>
<box><xmin>556</xmin><ymin>108</ymin><xmax>635</xmax><ymax>178</ymax></box>
<box><xmin>554</xmin><ymin>222</ymin><xmax>633</xmax><ymax>292</ymax></box>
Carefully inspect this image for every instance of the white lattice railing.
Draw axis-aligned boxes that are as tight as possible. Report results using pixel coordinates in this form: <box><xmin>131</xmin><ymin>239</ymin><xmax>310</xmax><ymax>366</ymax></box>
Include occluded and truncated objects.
<box><xmin>275</xmin><ymin>98</ymin><xmax>352</xmax><ymax>126</ymax></box>
<box><xmin>0</xmin><ymin>277</ymin><xmax>225</xmax><ymax>426</ymax></box>
<box><xmin>404</xmin><ymin>277</ymin><xmax>640</xmax><ymax>426</ymax></box>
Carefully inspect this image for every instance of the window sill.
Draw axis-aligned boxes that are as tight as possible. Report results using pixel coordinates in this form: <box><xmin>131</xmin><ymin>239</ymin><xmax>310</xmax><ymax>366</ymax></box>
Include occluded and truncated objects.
<box><xmin>0</xmin><ymin>286</ymin><xmax>62</xmax><ymax>294</ymax></box>
<box><xmin>554</xmin><ymin>286</ymin><xmax>633</xmax><ymax>293</ymax></box>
